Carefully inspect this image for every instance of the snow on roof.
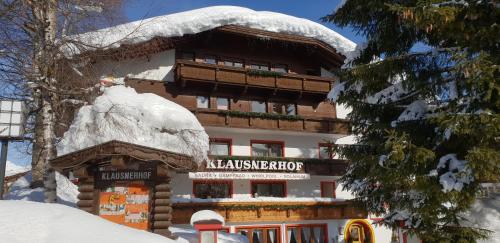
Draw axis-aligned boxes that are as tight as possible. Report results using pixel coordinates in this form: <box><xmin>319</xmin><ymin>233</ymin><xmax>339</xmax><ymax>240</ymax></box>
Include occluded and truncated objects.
<box><xmin>57</xmin><ymin>86</ymin><xmax>209</xmax><ymax>164</ymax></box>
<box><xmin>64</xmin><ymin>6</ymin><xmax>356</xmax><ymax>58</ymax></box>
<box><xmin>5</xmin><ymin>160</ymin><xmax>30</xmax><ymax>177</ymax></box>
<box><xmin>0</xmin><ymin>201</ymin><xmax>177</xmax><ymax>243</ymax></box>
<box><xmin>190</xmin><ymin>210</ymin><xmax>225</xmax><ymax>226</ymax></box>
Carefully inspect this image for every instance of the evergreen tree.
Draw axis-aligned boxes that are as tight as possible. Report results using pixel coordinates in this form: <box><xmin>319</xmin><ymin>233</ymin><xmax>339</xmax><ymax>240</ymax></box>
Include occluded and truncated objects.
<box><xmin>323</xmin><ymin>1</ymin><xmax>499</xmax><ymax>242</ymax></box>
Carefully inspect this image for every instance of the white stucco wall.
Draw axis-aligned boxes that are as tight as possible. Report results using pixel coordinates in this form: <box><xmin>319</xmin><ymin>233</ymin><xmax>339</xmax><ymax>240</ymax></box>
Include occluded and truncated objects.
<box><xmin>205</xmin><ymin>126</ymin><xmax>346</xmax><ymax>159</ymax></box>
<box><xmin>171</xmin><ymin>172</ymin><xmax>354</xmax><ymax>200</ymax></box>
<box><xmin>96</xmin><ymin>49</ymin><xmax>176</xmax><ymax>81</ymax></box>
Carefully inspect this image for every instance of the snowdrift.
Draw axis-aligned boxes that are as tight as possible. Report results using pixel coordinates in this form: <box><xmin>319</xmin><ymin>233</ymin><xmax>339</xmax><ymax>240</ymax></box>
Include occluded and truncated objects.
<box><xmin>57</xmin><ymin>86</ymin><xmax>209</xmax><ymax>164</ymax></box>
<box><xmin>5</xmin><ymin>171</ymin><xmax>78</xmax><ymax>207</ymax></box>
<box><xmin>0</xmin><ymin>201</ymin><xmax>176</xmax><ymax>243</ymax></box>
<box><xmin>64</xmin><ymin>6</ymin><xmax>356</xmax><ymax>58</ymax></box>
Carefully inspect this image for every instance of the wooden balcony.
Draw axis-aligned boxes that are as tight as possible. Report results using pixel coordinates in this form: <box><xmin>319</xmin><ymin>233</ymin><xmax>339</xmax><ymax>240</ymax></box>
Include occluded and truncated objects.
<box><xmin>192</xmin><ymin>109</ymin><xmax>349</xmax><ymax>134</ymax></box>
<box><xmin>172</xmin><ymin>201</ymin><xmax>367</xmax><ymax>224</ymax></box>
<box><xmin>176</xmin><ymin>60</ymin><xmax>336</xmax><ymax>94</ymax></box>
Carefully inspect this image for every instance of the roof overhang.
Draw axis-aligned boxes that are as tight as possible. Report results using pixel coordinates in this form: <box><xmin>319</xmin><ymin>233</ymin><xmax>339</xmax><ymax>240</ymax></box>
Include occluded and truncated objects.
<box><xmin>50</xmin><ymin>140</ymin><xmax>196</xmax><ymax>171</ymax></box>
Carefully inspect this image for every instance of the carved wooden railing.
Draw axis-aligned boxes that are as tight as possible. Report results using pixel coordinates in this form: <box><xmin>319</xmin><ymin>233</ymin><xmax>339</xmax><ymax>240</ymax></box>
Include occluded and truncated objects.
<box><xmin>176</xmin><ymin>60</ymin><xmax>336</xmax><ymax>94</ymax></box>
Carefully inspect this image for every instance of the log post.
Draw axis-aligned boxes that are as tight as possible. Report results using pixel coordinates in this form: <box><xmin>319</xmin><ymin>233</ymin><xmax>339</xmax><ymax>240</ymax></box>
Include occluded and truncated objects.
<box><xmin>77</xmin><ymin>179</ymin><xmax>95</xmax><ymax>214</ymax></box>
<box><xmin>152</xmin><ymin>178</ymin><xmax>173</xmax><ymax>238</ymax></box>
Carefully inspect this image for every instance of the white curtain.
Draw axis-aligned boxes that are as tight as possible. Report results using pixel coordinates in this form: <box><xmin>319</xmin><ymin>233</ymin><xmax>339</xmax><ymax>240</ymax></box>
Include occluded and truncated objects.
<box><xmin>268</xmin><ymin>229</ymin><xmax>276</xmax><ymax>243</ymax></box>
<box><xmin>302</xmin><ymin>227</ymin><xmax>311</xmax><ymax>243</ymax></box>
<box><xmin>313</xmin><ymin>227</ymin><xmax>323</xmax><ymax>243</ymax></box>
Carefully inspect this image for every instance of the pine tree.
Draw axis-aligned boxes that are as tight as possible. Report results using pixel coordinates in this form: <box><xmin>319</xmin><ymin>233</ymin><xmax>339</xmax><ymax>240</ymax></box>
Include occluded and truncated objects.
<box><xmin>323</xmin><ymin>1</ymin><xmax>499</xmax><ymax>242</ymax></box>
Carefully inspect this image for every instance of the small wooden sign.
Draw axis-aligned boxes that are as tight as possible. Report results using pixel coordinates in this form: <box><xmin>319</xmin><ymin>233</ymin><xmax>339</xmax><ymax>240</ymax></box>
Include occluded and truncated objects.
<box><xmin>96</xmin><ymin>169</ymin><xmax>156</xmax><ymax>187</ymax></box>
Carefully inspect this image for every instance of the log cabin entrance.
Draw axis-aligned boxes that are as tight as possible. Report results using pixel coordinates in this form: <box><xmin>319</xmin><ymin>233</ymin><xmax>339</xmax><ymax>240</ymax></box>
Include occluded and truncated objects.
<box><xmin>344</xmin><ymin>219</ymin><xmax>375</xmax><ymax>243</ymax></box>
<box><xmin>49</xmin><ymin>140</ymin><xmax>196</xmax><ymax>238</ymax></box>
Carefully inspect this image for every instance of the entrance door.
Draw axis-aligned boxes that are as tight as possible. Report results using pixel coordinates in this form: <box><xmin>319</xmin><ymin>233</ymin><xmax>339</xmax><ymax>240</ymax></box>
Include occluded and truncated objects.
<box><xmin>347</xmin><ymin>223</ymin><xmax>371</xmax><ymax>243</ymax></box>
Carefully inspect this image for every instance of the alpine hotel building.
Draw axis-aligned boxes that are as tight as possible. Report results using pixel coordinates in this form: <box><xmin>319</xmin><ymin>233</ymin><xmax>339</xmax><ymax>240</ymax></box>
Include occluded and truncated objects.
<box><xmin>58</xmin><ymin>7</ymin><xmax>396</xmax><ymax>243</ymax></box>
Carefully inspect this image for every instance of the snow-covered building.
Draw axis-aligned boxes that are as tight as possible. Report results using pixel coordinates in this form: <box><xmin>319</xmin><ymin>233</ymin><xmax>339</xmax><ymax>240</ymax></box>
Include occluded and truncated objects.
<box><xmin>53</xmin><ymin>6</ymin><xmax>394</xmax><ymax>243</ymax></box>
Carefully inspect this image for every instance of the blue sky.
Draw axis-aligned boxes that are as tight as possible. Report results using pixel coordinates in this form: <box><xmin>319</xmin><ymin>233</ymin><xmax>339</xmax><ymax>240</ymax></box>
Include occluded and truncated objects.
<box><xmin>7</xmin><ymin>0</ymin><xmax>362</xmax><ymax>166</ymax></box>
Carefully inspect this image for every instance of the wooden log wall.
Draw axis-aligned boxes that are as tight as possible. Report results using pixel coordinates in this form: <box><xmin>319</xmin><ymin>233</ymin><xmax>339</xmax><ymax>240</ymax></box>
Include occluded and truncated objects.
<box><xmin>77</xmin><ymin>179</ymin><xmax>96</xmax><ymax>213</ymax></box>
<box><xmin>151</xmin><ymin>179</ymin><xmax>173</xmax><ymax>237</ymax></box>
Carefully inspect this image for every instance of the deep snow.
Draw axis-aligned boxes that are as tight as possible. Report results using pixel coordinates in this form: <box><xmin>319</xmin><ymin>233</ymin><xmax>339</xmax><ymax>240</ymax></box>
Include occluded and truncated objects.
<box><xmin>64</xmin><ymin>6</ymin><xmax>356</xmax><ymax>58</ymax></box>
<box><xmin>0</xmin><ymin>201</ymin><xmax>176</xmax><ymax>243</ymax></box>
<box><xmin>57</xmin><ymin>86</ymin><xmax>209</xmax><ymax>164</ymax></box>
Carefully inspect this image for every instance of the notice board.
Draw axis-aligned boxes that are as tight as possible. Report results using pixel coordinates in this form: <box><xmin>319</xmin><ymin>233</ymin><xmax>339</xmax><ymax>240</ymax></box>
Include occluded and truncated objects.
<box><xmin>99</xmin><ymin>184</ymin><xmax>150</xmax><ymax>230</ymax></box>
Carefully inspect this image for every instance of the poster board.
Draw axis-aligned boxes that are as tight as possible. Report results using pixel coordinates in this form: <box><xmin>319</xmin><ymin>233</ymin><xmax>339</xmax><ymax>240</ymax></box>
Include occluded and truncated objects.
<box><xmin>99</xmin><ymin>184</ymin><xmax>150</xmax><ymax>230</ymax></box>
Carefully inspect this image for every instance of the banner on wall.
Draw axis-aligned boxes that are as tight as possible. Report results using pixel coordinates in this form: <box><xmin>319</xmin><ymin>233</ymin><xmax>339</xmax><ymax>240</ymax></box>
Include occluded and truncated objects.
<box><xmin>99</xmin><ymin>184</ymin><xmax>150</xmax><ymax>230</ymax></box>
<box><xmin>188</xmin><ymin>172</ymin><xmax>310</xmax><ymax>180</ymax></box>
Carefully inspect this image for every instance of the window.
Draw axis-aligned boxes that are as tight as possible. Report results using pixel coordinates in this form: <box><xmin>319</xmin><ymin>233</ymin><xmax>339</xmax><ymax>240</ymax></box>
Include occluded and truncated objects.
<box><xmin>251</xmin><ymin>101</ymin><xmax>267</xmax><ymax>113</ymax></box>
<box><xmin>180</xmin><ymin>52</ymin><xmax>195</xmax><ymax>61</ymax></box>
<box><xmin>204</xmin><ymin>55</ymin><xmax>217</xmax><ymax>64</ymax></box>
<box><xmin>318</xmin><ymin>143</ymin><xmax>334</xmax><ymax>159</ymax></box>
<box><xmin>273</xmin><ymin>64</ymin><xmax>288</xmax><ymax>73</ymax></box>
<box><xmin>197</xmin><ymin>96</ymin><xmax>209</xmax><ymax>108</ymax></box>
<box><xmin>272</xmin><ymin>103</ymin><xmax>296</xmax><ymax>116</ymax></box>
<box><xmin>286</xmin><ymin>225</ymin><xmax>327</xmax><ymax>243</ymax></box>
<box><xmin>236</xmin><ymin>226</ymin><xmax>281</xmax><ymax>243</ymax></box>
<box><xmin>250</xmin><ymin>63</ymin><xmax>270</xmax><ymax>71</ymax></box>
<box><xmin>209</xmin><ymin>138</ymin><xmax>231</xmax><ymax>156</ymax></box>
<box><xmin>223</xmin><ymin>59</ymin><xmax>244</xmax><ymax>68</ymax></box>
<box><xmin>251</xmin><ymin>181</ymin><xmax>286</xmax><ymax>198</ymax></box>
<box><xmin>251</xmin><ymin>141</ymin><xmax>284</xmax><ymax>157</ymax></box>
<box><xmin>216</xmin><ymin>97</ymin><xmax>229</xmax><ymax>110</ymax></box>
<box><xmin>320</xmin><ymin>181</ymin><xmax>336</xmax><ymax>198</ymax></box>
<box><xmin>193</xmin><ymin>181</ymin><xmax>232</xmax><ymax>199</ymax></box>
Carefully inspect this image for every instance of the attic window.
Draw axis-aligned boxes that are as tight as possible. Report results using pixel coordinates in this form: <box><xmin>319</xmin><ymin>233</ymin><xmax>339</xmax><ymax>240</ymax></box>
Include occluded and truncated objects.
<box><xmin>249</xmin><ymin>63</ymin><xmax>269</xmax><ymax>71</ymax></box>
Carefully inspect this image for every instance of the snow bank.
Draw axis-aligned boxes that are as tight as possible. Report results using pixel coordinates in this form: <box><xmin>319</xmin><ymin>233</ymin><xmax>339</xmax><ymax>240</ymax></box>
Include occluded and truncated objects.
<box><xmin>57</xmin><ymin>86</ymin><xmax>209</xmax><ymax>164</ymax></box>
<box><xmin>64</xmin><ymin>6</ymin><xmax>356</xmax><ymax>58</ymax></box>
<box><xmin>0</xmin><ymin>201</ymin><xmax>176</xmax><ymax>243</ymax></box>
<box><xmin>190</xmin><ymin>210</ymin><xmax>225</xmax><ymax>226</ymax></box>
<box><xmin>171</xmin><ymin>227</ymin><xmax>248</xmax><ymax>243</ymax></box>
<box><xmin>5</xmin><ymin>171</ymin><xmax>78</xmax><ymax>207</ymax></box>
<box><xmin>5</xmin><ymin>160</ymin><xmax>30</xmax><ymax>177</ymax></box>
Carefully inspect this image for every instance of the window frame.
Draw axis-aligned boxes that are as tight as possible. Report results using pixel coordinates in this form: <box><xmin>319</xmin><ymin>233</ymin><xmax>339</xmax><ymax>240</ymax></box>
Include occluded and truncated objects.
<box><xmin>318</xmin><ymin>143</ymin><xmax>334</xmax><ymax>159</ymax></box>
<box><xmin>250</xmin><ymin>100</ymin><xmax>267</xmax><ymax>113</ymax></box>
<box><xmin>221</xmin><ymin>57</ymin><xmax>244</xmax><ymax>68</ymax></box>
<box><xmin>285</xmin><ymin>224</ymin><xmax>328</xmax><ymax>243</ymax></box>
<box><xmin>271</xmin><ymin>102</ymin><xmax>297</xmax><ymax>116</ymax></box>
<box><xmin>235</xmin><ymin>225</ymin><xmax>282</xmax><ymax>243</ymax></box>
<box><xmin>320</xmin><ymin>181</ymin><xmax>336</xmax><ymax>198</ymax></box>
<box><xmin>250</xmin><ymin>180</ymin><xmax>287</xmax><ymax>198</ymax></box>
<box><xmin>272</xmin><ymin>64</ymin><xmax>289</xmax><ymax>73</ymax></box>
<box><xmin>248</xmin><ymin>62</ymin><xmax>270</xmax><ymax>71</ymax></box>
<box><xmin>209</xmin><ymin>138</ymin><xmax>232</xmax><ymax>156</ymax></box>
<box><xmin>216</xmin><ymin>97</ymin><xmax>230</xmax><ymax>110</ymax></box>
<box><xmin>250</xmin><ymin>140</ymin><xmax>285</xmax><ymax>158</ymax></box>
<box><xmin>192</xmin><ymin>180</ymin><xmax>233</xmax><ymax>199</ymax></box>
<box><xmin>196</xmin><ymin>95</ymin><xmax>210</xmax><ymax>109</ymax></box>
<box><xmin>203</xmin><ymin>54</ymin><xmax>217</xmax><ymax>65</ymax></box>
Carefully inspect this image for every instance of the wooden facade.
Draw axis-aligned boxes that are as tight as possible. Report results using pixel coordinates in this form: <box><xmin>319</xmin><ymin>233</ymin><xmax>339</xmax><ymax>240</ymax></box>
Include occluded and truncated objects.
<box><xmin>126</xmin><ymin>79</ymin><xmax>349</xmax><ymax>134</ymax></box>
<box><xmin>172</xmin><ymin>201</ymin><xmax>367</xmax><ymax>224</ymax></box>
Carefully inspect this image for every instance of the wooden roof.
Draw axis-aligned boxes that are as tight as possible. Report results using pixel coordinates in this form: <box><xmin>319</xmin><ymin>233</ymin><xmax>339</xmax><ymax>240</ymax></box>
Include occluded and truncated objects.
<box><xmin>50</xmin><ymin>140</ymin><xmax>196</xmax><ymax>171</ymax></box>
<box><xmin>85</xmin><ymin>25</ymin><xmax>346</xmax><ymax>64</ymax></box>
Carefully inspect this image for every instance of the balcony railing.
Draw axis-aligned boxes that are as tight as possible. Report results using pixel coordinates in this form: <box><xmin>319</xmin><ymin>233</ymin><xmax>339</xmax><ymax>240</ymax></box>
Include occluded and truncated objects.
<box><xmin>172</xmin><ymin>201</ymin><xmax>367</xmax><ymax>224</ymax></box>
<box><xmin>176</xmin><ymin>60</ymin><xmax>336</xmax><ymax>94</ymax></box>
<box><xmin>192</xmin><ymin>109</ymin><xmax>349</xmax><ymax>134</ymax></box>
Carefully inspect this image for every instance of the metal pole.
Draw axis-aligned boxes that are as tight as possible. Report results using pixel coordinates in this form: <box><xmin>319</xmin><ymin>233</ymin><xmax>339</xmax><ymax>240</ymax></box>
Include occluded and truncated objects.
<box><xmin>0</xmin><ymin>140</ymin><xmax>8</xmax><ymax>199</ymax></box>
